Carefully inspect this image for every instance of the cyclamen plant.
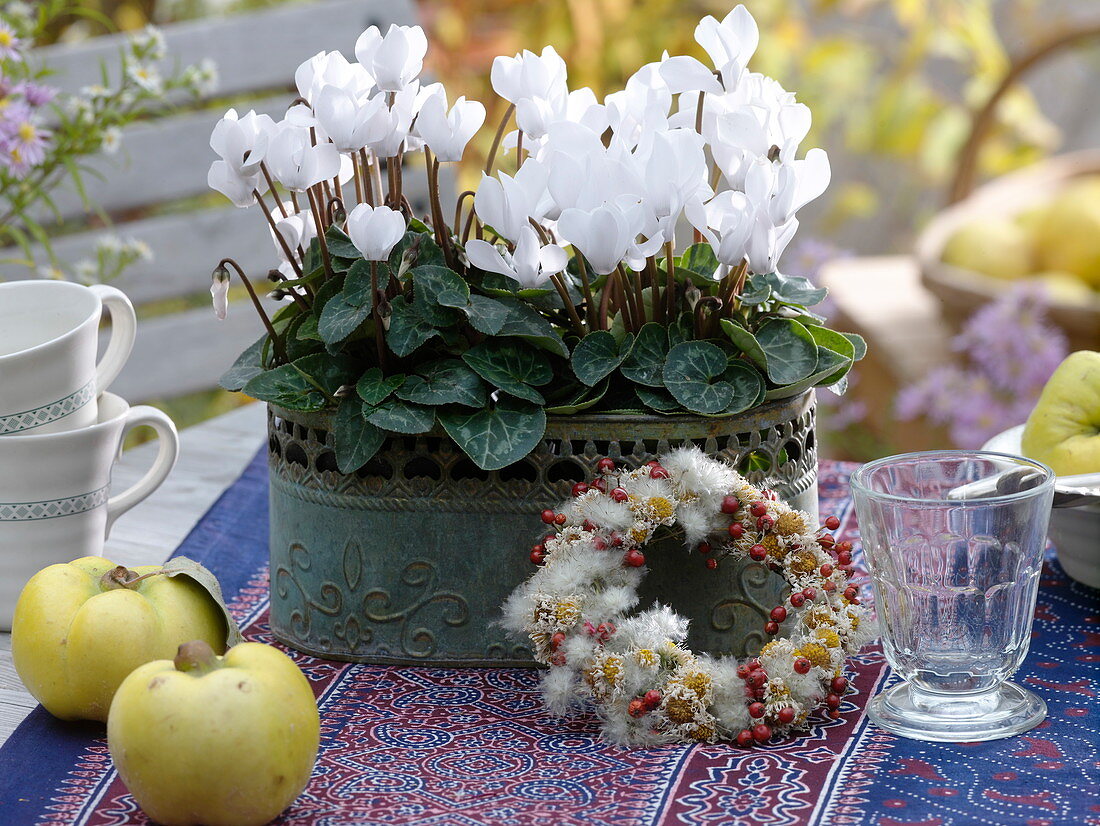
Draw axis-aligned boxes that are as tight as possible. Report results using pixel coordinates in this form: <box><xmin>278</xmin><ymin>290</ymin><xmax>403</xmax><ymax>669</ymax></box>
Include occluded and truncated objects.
<box><xmin>210</xmin><ymin>6</ymin><xmax>865</xmax><ymax>472</ymax></box>
<box><xmin>0</xmin><ymin>0</ymin><xmax>216</xmax><ymax>282</ymax></box>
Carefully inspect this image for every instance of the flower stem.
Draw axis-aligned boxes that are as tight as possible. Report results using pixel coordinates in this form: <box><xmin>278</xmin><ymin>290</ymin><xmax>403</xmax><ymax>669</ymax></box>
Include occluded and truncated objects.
<box><xmin>664</xmin><ymin>241</ymin><xmax>677</xmax><ymax>322</ymax></box>
<box><xmin>550</xmin><ymin>273</ymin><xmax>586</xmax><ymax>337</ymax></box>
<box><xmin>350</xmin><ymin>151</ymin><xmax>365</xmax><ymax>206</ymax></box>
<box><xmin>574</xmin><ymin>253</ymin><xmax>597</xmax><ymax>329</ymax></box>
<box><xmin>371</xmin><ymin>260</ymin><xmax>388</xmax><ymax>371</ymax></box>
<box><xmin>219</xmin><ymin>257</ymin><xmax>288</xmax><ymax>362</ymax></box>
<box><xmin>484</xmin><ymin>102</ymin><xmax>516</xmax><ymax>175</ymax></box>
<box><xmin>425</xmin><ymin>149</ymin><xmax>456</xmax><ymax>270</ymax></box>
<box><xmin>645</xmin><ymin>256</ymin><xmax>663</xmax><ymax>324</ymax></box>
<box><xmin>259</xmin><ymin>163</ymin><xmax>288</xmax><ymax>218</ymax></box>
<box><xmin>453</xmin><ymin>189</ymin><xmax>475</xmax><ymax>238</ymax></box>
<box><xmin>306</xmin><ymin>186</ymin><xmax>333</xmax><ymax>278</ymax></box>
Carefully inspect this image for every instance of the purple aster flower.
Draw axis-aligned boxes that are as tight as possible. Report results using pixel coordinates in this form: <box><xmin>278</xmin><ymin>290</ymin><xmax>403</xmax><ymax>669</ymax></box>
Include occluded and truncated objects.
<box><xmin>3</xmin><ymin>113</ymin><xmax>49</xmax><ymax>175</ymax></box>
<box><xmin>18</xmin><ymin>81</ymin><xmax>57</xmax><ymax>108</ymax></box>
<box><xmin>0</xmin><ymin>24</ymin><xmax>22</xmax><ymax>62</ymax></box>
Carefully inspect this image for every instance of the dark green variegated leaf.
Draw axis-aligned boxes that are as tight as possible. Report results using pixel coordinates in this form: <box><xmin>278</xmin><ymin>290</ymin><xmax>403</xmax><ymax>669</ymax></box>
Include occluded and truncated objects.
<box><xmin>243</xmin><ymin>364</ymin><xmax>326</xmax><ymax>411</ymax></box>
<box><xmin>756</xmin><ymin>319</ymin><xmax>818</xmax><ymax>386</ymax></box>
<box><xmin>842</xmin><ymin>332</ymin><xmax>867</xmax><ymax>361</ymax></box>
<box><xmin>636</xmin><ymin>385</ymin><xmax>681</xmax><ymax>413</ymax></box>
<box><xmin>333</xmin><ymin>396</ymin><xmax>386</xmax><ymax>473</ymax></box>
<box><xmin>620</xmin><ymin>322</ymin><xmax>669</xmax><ymax>387</ymax></box>
<box><xmin>737</xmin><ymin>274</ymin><xmax>772</xmax><ymax>306</ymax></box>
<box><xmin>356</xmin><ymin>368</ymin><xmax>405</xmax><ymax>405</ymax></box>
<box><xmin>296</xmin><ymin>315</ymin><xmax>321</xmax><ymax>341</ymax></box>
<box><xmin>462</xmin><ymin>294</ymin><xmax>510</xmax><ymax>335</ymax></box>
<box><xmin>763</xmin><ymin>271</ymin><xmax>828</xmax><ymax>307</ymax></box>
<box><xmin>386</xmin><ymin>295</ymin><xmax>439</xmax><ymax>357</ymax></box>
<box><xmin>495</xmin><ymin>297</ymin><xmax>570</xmax><ymax>358</ymax></box>
<box><xmin>545</xmin><ymin>378</ymin><xmax>608</xmax><ymax>414</ymax></box>
<box><xmin>463</xmin><ymin>338</ymin><xmax>551</xmax><ymax>405</ymax></box>
<box><xmin>365</xmin><ymin>398</ymin><xmax>434</xmax><ymax>434</ymax></box>
<box><xmin>219</xmin><ymin>336</ymin><xmax>266</xmax><ymax>391</ymax></box>
<box><xmin>720</xmin><ymin>319</ymin><xmax>768</xmax><ymax>370</ymax></box>
<box><xmin>294</xmin><ymin>353</ymin><xmax>357</xmax><ymax>394</ymax></box>
<box><xmin>283</xmin><ymin>316</ymin><xmax>319</xmax><ymax>361</ymax></box>
<box><xmin>571</xmin><ymin>331</ymin><xmax>634</xmax><ymax>386</ymax></box>
<box><xmin>678</xmin><ymin>242</ymin><xmax>720</xmax><ymax>278</ymax></box>
<box><xmin>438</xmin><ymin>399</ymin><xmax>547</xmax><ymax>471</ymax></box>
<box><xmin>763</xmin><ymin>346</ymin><xmax>851</xmax><ymax>401</ymax></box>
<box><xmin>302</xmin><ymin>238</ymin><xmax>322</xmax><ymax>274</ymax></box>
<box><xmin>311</xmin><ymin>274</ymin><xmax>345</xmax><ymax>319</ymax></box>
<box><xmin>663</xmin><ymin>341</ymin><xmax>737</xmax><ymax>414</ymax></box>
<box><xmin>414</xmin><ymin>264</ymin><xmax>470</xmax><ymax>308</ymax></box>
<box><xmin>805</xmin><ymin>325</ymin><xmax>858</xmax><ymax>385</ymax></box>
<box><xmin>478</xmin><ymin>271</ymin><xmax>521</xmax><ymax>296</ymax></box>
<box><xmin>324</xmin><ymin>225</ymin><xmax>360</xmax><ymax>259</ymax></box>
<box><xmin>666</xmin><ymin>312</ymin><xmax>693</xmax><ymax>348</ymax></box>
<box><xmin>389</xmin><ymin>230</ymin><xmax>445</xmax><ymax>276</ymax></box>
<box><xmin>396</xmin><ymin>359</ymin><xmax>487</xmax><ymax>407</ymax></box>
<box><xmin>717</xmin><ymin>361</ymin><xmax>766</xmax><ymax>415</ymax></box>
<box><xmin>318</xmin><ymin>292</ymin><xmax>372</xmax><ymax>345</ymax></box>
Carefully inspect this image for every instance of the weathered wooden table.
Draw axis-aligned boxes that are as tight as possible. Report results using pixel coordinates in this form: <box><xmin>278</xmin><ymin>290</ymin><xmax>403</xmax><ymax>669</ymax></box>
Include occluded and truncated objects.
<box><xmin>0</xmin><ymin>403</ymin><xmax>267</xmax><ymax>745</ymax></box>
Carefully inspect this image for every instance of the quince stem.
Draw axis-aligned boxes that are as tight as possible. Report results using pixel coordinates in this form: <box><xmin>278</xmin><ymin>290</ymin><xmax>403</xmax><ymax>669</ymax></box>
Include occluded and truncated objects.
<box><xmin>174</xmin><ymin>640</ymin><xmax>221</xmax><ymax>675</ymax></box>
<box><xmin>99</xmin><ymin>566</ymin><xmax>163</xmax><ymax>591</ymax></box>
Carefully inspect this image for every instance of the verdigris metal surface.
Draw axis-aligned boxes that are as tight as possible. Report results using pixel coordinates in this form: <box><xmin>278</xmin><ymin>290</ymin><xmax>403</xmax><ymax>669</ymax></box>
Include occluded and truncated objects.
<box><xmin>267</xmin><ymin>392</ymin><xmax>817</xmax><ymax>665</ymax></box>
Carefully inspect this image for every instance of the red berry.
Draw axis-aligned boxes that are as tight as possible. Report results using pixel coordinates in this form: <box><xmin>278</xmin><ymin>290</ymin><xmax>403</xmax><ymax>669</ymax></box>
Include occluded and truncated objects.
<box><xmin>825</xmin><ymin>693</ymin><xmax>841</xmax><ymax>710</ymax></box>
<box><xmin>829</xmin><ymin>710</ymin><xmax>841</xmax><ymax>720</ymax></box>
<box><xmin>837</xmin><ymin>550</ymin><xmax>852</xmax><ymax>566</ymax></box>
<box><xmin>550</xmin><ymin>631</ymin><xmax>566</xmax><ymax>649</ymax></box>
<box><xmin>609</xmin><ymin>531</ymin><xmax>624</xmax><ymax>547</ymax></box>
<box><xmin>820</xmin><ymin>563</ymin><xmax>834</xmax><ymax>577</ymax></box>
<box><xmin>554</xmin><ymin>513</ymin><xmax>567</xmax><ymax>525</ymax></box>
<box><xmin>643</xmin><ymin>689</ymin><xmax>662</xmax><ymax>709</ymax></box>
<box><xmin>649</xmin><ymin>465</ymin><xmax>670</xmax><ymax>479</ymax></box>
<box><xmin>777</xmin><ymin>707</ymin><xmax>796</xmax><ymax>725</ymax></box>
<box><xmin>757</xmin><ymin>515</ymin><xmax>774</xmax><ymax>531</ymax></box>
<box><xmin>611</xmin><ymin>487</ymin><xmax>629</xmax><ymax>502</ymax></box>
<box><xmin>544</xmin><ymin>533</ymin><xmax>556</xmax><ymax>544</ymax></box>
<box><xmin>749</xmin><ymin>702</ymin><xmax>765</xmax><ymax>718</ymax></box>
<box><xmin>844</xmin><ymin>586</ymin><xmax>859</xmax><ymax>600</ymax></box>
<box><xmin>572</xmin><ymin>482</ymin><xmax>589</xmax><ymax>497</ymax></box>
<box><xmin>705</xmin><ymin>558</ymin><xmax>718</xmax><ymax>570</ymax></box>
<box><xmin>721</xmin><ymin>495</ymin><xmax>740</xmax><ymax>514</ymax></box>
<box><xmin>801</xmin><ymin>587</ymin><xmax>816</xmax><ymax>600</ymax></box>
<box><xmin>593</xmin><ymin>536</ymin><xmax>608</xmax><ymax>551</ymax></box>
<box><xmin>736</xmin><ymin>664</ymin><xmax>751</xmax><ymax>679</ymax></box>
<box><xmin>530</xmin><ymin>547</ymin><xmax>545</xmax><ymax>565</ymax></box>
<box><xmin>749</xmin><ymin>544</ymin><xmax>768</xmax><ymax>562</ymax></box>
<box><xmin>736</xmin><ymin>729</ymin><xmax>754</xmax><ymax>747</ymax></box>
<box><xmin>645</xmin><ymin>460</ymin><xmax>661</xmax><ymax>468</ymax></box>
<box><xmin>624</xmin><ymin>549</ymin><xmax>646</xmax><ymax>568</ymax></box>
<box><xmin>747</xmin><ymin>659</ymin><xmax>762</xmax><ymax>672</ymax></box>
<box><xmin>823</xmin><ymin>581</ymin><xmax>836</xmax><ymax>592</ymax></box>
<box><xmin>628</xmin><ymin>698</ymin><xmax>647</xmax><ymax>718</ymax></box>
<box><xmin>752</xmin><ymin>724</ymin><xmax>772</xmax><ymax>743</ymax></box>
<box><xmin>748</xmin><ymin>671</ymin><xmax>767</xmax><ymax>689</ymax></box>
<box><xmin>789</xmin><ymin>593</ymin><xmax>806</xmax><ymax>608</ymax></box>
<box><xmin>835</xmin><ymin>540</ymin><xmax>853</xmax><ymax>553</ymax></box>
<box><xmin>590</xmin><ymin>477</ymin><xmax>607</xmax><ymax>493</ymax></box>
<box><xmin>582</xmin><ymin>519</ymin><xmax>598</xmax><ymax>532</ymax></box>
<box><xmin>819</xmin><ymin>534</ymin><xmax>835</xmax><ymax>549</ymax></box>
<box><xmin>698</xmin><ymin>541</ymin><xmax>712</xmax><ymax>555</ymax></box>
<box><xmin>729</xmin><ymin>522</ymin><xmax>745</xmax><ymax>539</ymax></box>
<box><xmin>541</xmin><ymin>509</ymin><xmax>556</xmax><ymax>524</ymax></box>
<box><xmin>824</xmin><ymin>515</ymin><xmax>841</xmax><ymax>531</ymax></box>
<box><xmin>770</xmin><ymin>606</ymin><xmax>788</xmax><ymax>623</ymax></box>
<box><xmin>750</xmin><ymin>502</ymin><xmax>767</xmax><ymax>517</ymax></box>
<box><xmin>831</xmin><ymin>676</ymin><xmax>849</xmax><ymax>694</ymax></box>
<box><xmin>764</xmin><ymin>621</ymin><xmax>780</xmax><ymax>634</ymax></box>
<box><xmin>762</xmin><ymin>488</ymin><xmax>778</xmax><ymax>501</ymax></box>
<box><xmin>597</xmin><ymin>457</ymin><xmax>616</xmax><ymax>473</ymax></box>
<box><xmin>794</xmin><ymin>657</ymin><xmax>811</xmax><ymax>675</ymax></box>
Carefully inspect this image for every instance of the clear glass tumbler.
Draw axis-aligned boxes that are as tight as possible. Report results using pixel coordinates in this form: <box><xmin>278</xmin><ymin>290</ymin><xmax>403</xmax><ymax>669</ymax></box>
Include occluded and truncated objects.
<box><xmin>851</xmin><ymin>450</ymin><xmax>1054</xmax><ymax>742</ymax></box>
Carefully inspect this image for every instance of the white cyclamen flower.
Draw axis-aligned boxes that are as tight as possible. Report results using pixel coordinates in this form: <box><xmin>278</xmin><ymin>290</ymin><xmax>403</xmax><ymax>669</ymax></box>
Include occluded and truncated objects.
<box><xmin>271</xmin><ymin>207</ymin><xmax>317</xmax><ymax>261</ymax></box>
<box><xmin>695</xmin><ymin>5</ymin><xmax>759</xmax><ymax>86</ymax></box>
<box><xmin>465</xmin><ymin>225</ymin><xmax>567</xmax><ymax>289</ymax></box>
<box><xmin>491</xmin><ymin>46</ymin><xmax>568</xmax><ymax>106</ymax></box>
<box><xmin>313</xmin><ymin>85</ymin><xmax>387</xmax><ymax>153</ymax></box>
<box><xmin>346</xmin><ymin>204</ymin><xmax>406</xmax><ymax>261</ymax></box>
<box><xmin>355</xmin><ymin>24</ymin><xmax>427</xmax><ymax>92</ymax></box>
<box><xmin>686</xmin><ymin>190</ymin><xmax>754</xmax><ymax>268</ymax></box>
<box><xmin>473</xmin><ymin>159</ymin><xmax>550</xmax><ymax>242</ymax></box>
<box><xmin>265</xmin><ymin>124</ymin><xmax>342</xmax><ymax>192</ymax></box>
<box><xmin>209</xmin><ymin>108</ymin><xmax>276</xmax><ymax>177</ymax></box>
<box><xmin>415</xmin><ymin>90</ymin><xmax>485</xmax><ymax>162</ymax></box>
<box><xmin>207</xmin><ymin>160</ymin><xmax>261</xmax><ymax>208</ymax></box>
<box><xmin>295</xmin><ymin>50</ymin><xmax>373</xmax><ymax>104</ymax></box>
<box><xmin>557</xmin><ymin>202</ymin><xmax>636</xmax><ymax>275</ymax></box>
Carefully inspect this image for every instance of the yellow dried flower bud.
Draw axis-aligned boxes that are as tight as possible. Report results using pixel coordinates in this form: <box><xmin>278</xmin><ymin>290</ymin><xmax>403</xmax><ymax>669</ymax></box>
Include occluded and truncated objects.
<box><xmin>663</xmin><ymin>697</ymin><xmax>696</xmax><ymax>723</ymax></box>
<box><xmin>635</xmin><ymin>649</ymin><xmax>659</xmax><ymax>667</ymax></box>
<box><xmin>690</xmin><ymin>724</ymin><xmax>715</xmax><ymax>742</ymax></box>
<box><xmin>790</xmin><ymin>551</ymin><xmax>818</xmax><ymax>574</ymax></box>
<box><xmin>793</xmin><ymin>642</ymin><xmax>831</xmax><ymax>668</ymax></box>
<box><xmin>680</xmin><ymin>670</ymin><xmax>712</xmax><ymax>698</ymax></box>
<box><xmin>647</xmin><ymin>496</ymin><xmax>675</xmax><ymax>520</ymax></box>
<box><xmin>814</xmin><ymin>628</ymin><xmax>842</xmax><ymax>649</ymax></box>
<box><xmin>776</xmin><ymin>511</ymin><xmax>807</xmax><ymax>536</ymax></box>
<box><xmin>802</xmin><ymin>607</ymin><xmax>836</xmax><ymax>629</ymax></box>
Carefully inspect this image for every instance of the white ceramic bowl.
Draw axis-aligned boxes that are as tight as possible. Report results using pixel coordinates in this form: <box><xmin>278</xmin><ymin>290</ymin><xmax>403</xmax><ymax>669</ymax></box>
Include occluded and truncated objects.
<box><xmin>983</xmin><ymin>425</ymin><xmax>1100</xmax><ymax>589</ymax></box>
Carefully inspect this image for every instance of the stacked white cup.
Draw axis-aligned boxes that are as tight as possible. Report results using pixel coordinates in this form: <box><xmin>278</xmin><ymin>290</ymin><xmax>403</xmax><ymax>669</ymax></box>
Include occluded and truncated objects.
<box><xmin>0</xmin><ymin>280</ymin><xmax>179</xmax><ymax>629</ymax></box>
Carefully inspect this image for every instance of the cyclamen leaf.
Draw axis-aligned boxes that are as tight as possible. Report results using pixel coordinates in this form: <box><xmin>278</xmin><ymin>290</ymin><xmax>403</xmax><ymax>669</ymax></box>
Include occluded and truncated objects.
<box><xmin>438</xmin><ymin>399</ymin><xmax>547</xmax><ymax>471</ymax></box>
<box><xmin>620</xmin><ymin>322</ymin><xmax>669</xmax><ymax>387</ymax></box>
<box><xmin>842</xmin><ymin>332</ymin><xmax>867</xmax><ymax>361</ymax></box>
<box><xmin>717</xmin><ymin>361</ymin><xmax>766</xmax><ymax>415</ymax></box>
<box><xmin>662</xmin><ymin>341</ymin><xmax>736</xmax><ymax>414</ymax></box>
<box><xmin>461</xmin><ymin>294</ymin><xmax>510</xmax><ymax>335</ymax></box>
<box><xmin>365</xmin><ymin>398</ymin><xmax>435</xmax><ymax>434</ymax></box>
<box><xmin>386</xmin><ymin>295</ymin><xmax>439</xmax><ymax>357</ymax></box>
<box><xmin>720</xmin><ymin>319</ymin><xmax>768</xmax><ymax>371</ymax></box>
<box><xmin>495</xmin><ymin>298</ymin><xmax>570</xmax><ymax>358</ymax></box>
<box><xmin>544</xmin><ymin>378</ymin><xmax>609</xmax><ymax>414</ymax></box>
<box><xmin>636</xmin><ymin>385</ymin><xmax>681</xmax><ymax>413</ymax></box>
<box><xmin>219</xmin><ymin>336</ymin><xmax>266</xmax><ymax>391</ymax></box>
<box><xmin>318</xmin><ymin>292</ymin><xmax>373</xmax><ymax>345</ymax></box>
<box><xmin>333</xmin><ymin>396</ymin><xmax>386</xmax><ymax>473</ymax></box>
<box><xmin>158</xmin><ymin>557</ymin><xmax>243</xmax><ymax>648</ymax></box>
<box><xmin>763</xmin><ymin>346</ymin><xmax>851</xmax><ymax>401</ymax></box>
<box><xmin>678</xmin><ymin>243</ymin><xmax>720</xmax><ymax>278</ymax></box>
<box><xmin>243</xmin><ymin>364</ymin><xmax>326</xmax><ymax>411</ymax></box>
<box><xmin>737</xmin><ymin>274</ymin><xmax>772</xmax><ymax>306</ymax></box>
<box><xmin>763</xmin><ymin>271</ymin><xmax>828</xmax><ymax>307</ymax></box>
<box><xmin>324</xmin><ymin>225</ymin><xmax>361</xmax><ymax>259</ymax></box>
<box><xmin>463</xmin><ymin>338</ymin><xmax>552</xmax><ymax>405</ymax></box>
<box><xmin>755</xmin><ymin>319</ymin><xmax>818</xmax><ymax>386</ymax></box>
<box><xmin>356</xmin><ymin>368</ymin><xmax>405</xmax><ymax>405</ymax></box>
<box><xmin>413</xmin><ymin>264</ymin><xmax>470</xmax><ymax>309</ymax></box>
<box><xmin>396</xmin><ymin>360</ymin><xmax>487</xmax><ymax>407</ymax></box>
<box><xmin>571</xmin><ymin>331</ymin><xmax>634</xmax><ymax>387</ymax></box>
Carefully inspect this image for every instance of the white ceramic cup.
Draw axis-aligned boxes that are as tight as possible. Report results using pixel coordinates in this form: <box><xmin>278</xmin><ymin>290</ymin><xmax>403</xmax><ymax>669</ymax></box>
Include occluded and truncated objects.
<box><xmin>0</xmin><ymin>393</ymin><xmax>179</xmax><ymax>629</ymax></box>
<box><xmin>0</xmin><ymin>279</ymin><xmax>136</xmax><ymax>436</ymax></box>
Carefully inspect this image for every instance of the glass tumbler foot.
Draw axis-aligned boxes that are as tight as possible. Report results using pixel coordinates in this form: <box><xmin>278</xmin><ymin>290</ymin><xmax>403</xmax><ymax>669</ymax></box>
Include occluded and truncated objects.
<box><xmin>868</xmin><ymin>681</ymin><xmax>1047</xmax><ymax>743</ymax></box>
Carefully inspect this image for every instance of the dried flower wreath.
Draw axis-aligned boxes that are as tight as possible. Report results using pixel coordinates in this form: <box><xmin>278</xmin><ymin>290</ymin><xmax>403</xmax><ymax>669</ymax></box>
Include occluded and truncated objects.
<box><xmin>503</xmin><ymin>446</ymin><xmax>874</xmax><ymax>746</ymax></box>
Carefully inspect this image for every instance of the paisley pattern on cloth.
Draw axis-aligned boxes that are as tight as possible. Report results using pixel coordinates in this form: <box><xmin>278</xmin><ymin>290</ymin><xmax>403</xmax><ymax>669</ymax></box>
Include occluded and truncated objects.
<box><xmin>0</xmin><ymin>453</ymin><xmax>1096</xmax><ymax>826</ymax></box>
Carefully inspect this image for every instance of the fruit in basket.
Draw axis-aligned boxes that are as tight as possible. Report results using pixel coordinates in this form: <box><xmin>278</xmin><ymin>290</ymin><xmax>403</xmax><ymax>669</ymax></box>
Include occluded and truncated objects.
<box><xmin>1034</xmin><ymin>177</ymin><xmax>1100</xmax><ymax>289</ymax></box>
<box><xmin>108</xmin><ymin>640</ymin><xmax>320</xmax><ymax>826</ymax></box>
<box><xmin>10</xmin><ymin>557</ymin><xmax>231</xmax><ymax>722</ymax></box>
<box><xmin>941</xmin><ymin>216</ymin><xmax>1031</xmax><ymax>280</ymax></box>
<box><xmin>1033</xmin><ymin>271</ymin><xmax>1095</xmax><ymax>303</ymax></box>
<box><xmin>1021</xmin><ymin>350</ymin><xmax>1100</xmax><ymax>475</ymax></box>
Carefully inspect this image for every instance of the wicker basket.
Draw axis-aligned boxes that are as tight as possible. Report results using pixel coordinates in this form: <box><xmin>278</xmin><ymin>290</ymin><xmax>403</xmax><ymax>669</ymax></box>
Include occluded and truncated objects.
<box><xmin>916</xmin><ymin>26</ymin><xmax>1100</xmax><ymax>350</ymax></box>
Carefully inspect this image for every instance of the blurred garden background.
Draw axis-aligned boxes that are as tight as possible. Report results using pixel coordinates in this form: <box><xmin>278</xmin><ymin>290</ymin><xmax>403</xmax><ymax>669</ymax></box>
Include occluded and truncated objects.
<box><xmin>4</xmin><ymin>0</ymin><xmax>1099</xmax><ymax>460</ymax></box>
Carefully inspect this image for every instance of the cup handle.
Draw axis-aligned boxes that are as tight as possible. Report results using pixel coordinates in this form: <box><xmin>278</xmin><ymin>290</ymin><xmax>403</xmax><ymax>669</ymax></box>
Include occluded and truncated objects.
<box><xmin>105</xmin><ymin>405</ymin><xmax>180</xmax><ymax>536</ymax></box>
<box><xmin>89</xmin><ymin>284</ymin><xmax>137</xmax><ymax>394</ymax></box>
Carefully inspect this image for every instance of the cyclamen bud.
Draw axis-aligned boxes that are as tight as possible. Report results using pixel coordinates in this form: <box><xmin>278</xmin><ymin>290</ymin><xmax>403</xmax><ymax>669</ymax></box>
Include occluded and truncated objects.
<box><xmin>210</xmin><ymin>264</ymin><xmax>231</xmax><ymax>320</ymax></box>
